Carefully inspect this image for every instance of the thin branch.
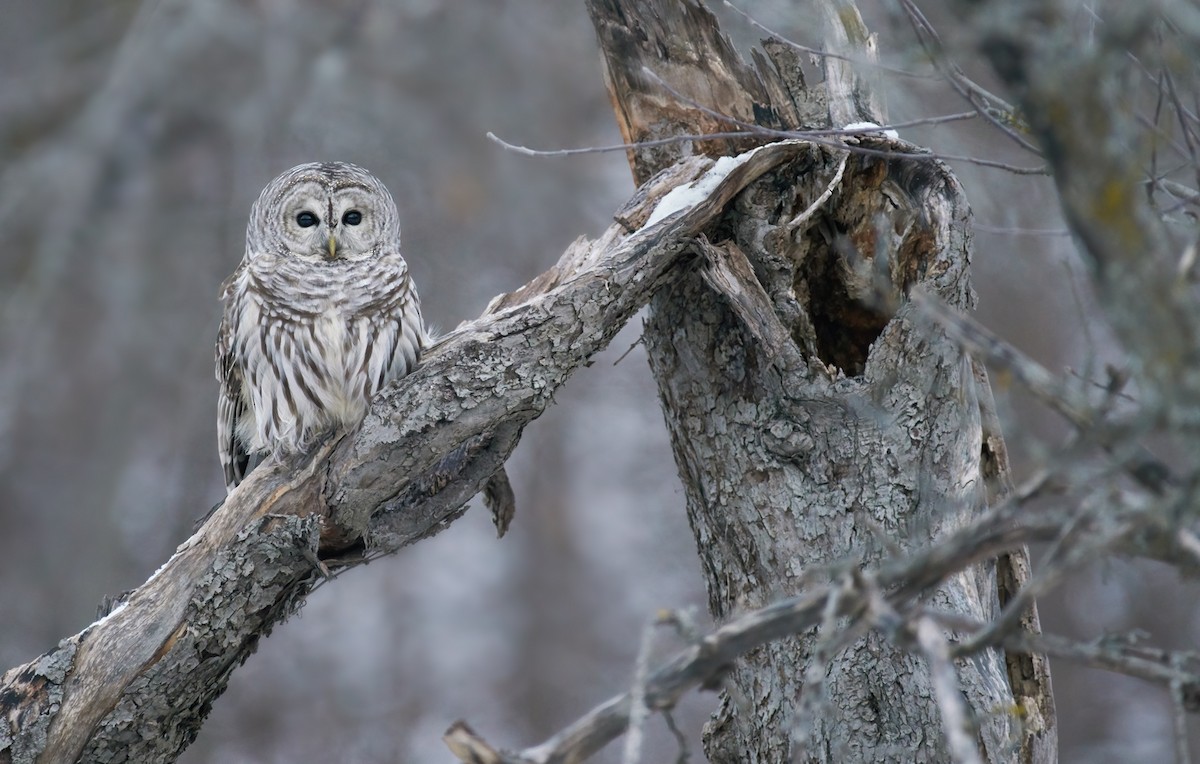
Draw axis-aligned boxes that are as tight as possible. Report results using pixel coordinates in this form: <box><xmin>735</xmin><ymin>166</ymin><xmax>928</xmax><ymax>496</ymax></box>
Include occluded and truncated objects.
<box><xmin>621</xmin><ymin>619</ymin><xmax>658</xmax><ymax>764</ymax></box>
<box><xmin>788</xmin><ymin>151</ymin><xmax>849</xmax><ymax>231</ymax></box>
<box><xmin>912</xmin><ymin>289</ymin><xmax>1176</xmax><ymax>496</ymax></box>
<box><xmin>640</xmin><ymin>65</ymin><xmax>1047</xmax><ymax>173</ymax></box>
<box><xmin>493</xmin><ymin>78</ymin><xmax>1046</xmax><ymax>175</ymax></box>
<box><xmin>972</xmin><ymin>224</ymin><xmax>1070</xmax><ymax>236</ymax></box>
<box><xmin>936</xmin><ymin>155</ymin><xmax>1047</xmax><ymax>174</ymax></box>
<box><xmin>1149</xmin><ymin>66</ymin><xmax>1166</xmax><ymax>208</ymax></box>
<box><xmin>1171</xmin><ymin>653</ymin><xmax>1194</xmax><ymax>764</ymax></box>
<box><xmin>914</xmin><ymin>618</ymin><xmax>986</xmax><ymax>764</ymax></box>
<box><xmin>1135</xmin><ymin>111</ymin><xmax>1193</xmax><ymax>167</ymax></box>
<box><xmin>489</xmin><ymin>124</ymin><xmax>1046</xmax><ymax>175</ymax></box>
<box><xmin>897</xmin><ymin>0</ymin><xmax>1042</xmax><ymax>154</ymax></box>
<box><xmin>938</xmin><ymin>614</ymin><xmax>1200</xmax><ymax>711</ymax></box>
<box><xmin>661</xmin><ymin>709</ymin><xmax>690</xmax><ymax>764</ymax></box>
<box><xmin>1162</xmin><ymin>62</ymin><xmax>1200</xmax><ymax>192</ymax></box>
<box><xmin>486</xmin><ymin>130</ymin><xmax>759</xmax><ymax>158</ymax></box>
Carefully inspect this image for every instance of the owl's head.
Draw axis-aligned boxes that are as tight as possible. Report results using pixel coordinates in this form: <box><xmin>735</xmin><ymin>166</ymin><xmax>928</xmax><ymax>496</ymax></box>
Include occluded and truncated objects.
<box><xmin>246</xmin><ymin>161</ymin><xmax>400</xmax><ymax>263</ymax></box>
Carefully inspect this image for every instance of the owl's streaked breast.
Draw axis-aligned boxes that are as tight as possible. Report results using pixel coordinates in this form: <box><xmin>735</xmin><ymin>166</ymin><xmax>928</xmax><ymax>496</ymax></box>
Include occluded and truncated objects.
<box><xmin>229</xmin><ymin>252</ymin><xmax>422</xmax><ymax>458</ymax></box>
<box><xmin>312</xmin><ymin>307</ymin><xmax>370</xmax><ymax>424</ymax></box>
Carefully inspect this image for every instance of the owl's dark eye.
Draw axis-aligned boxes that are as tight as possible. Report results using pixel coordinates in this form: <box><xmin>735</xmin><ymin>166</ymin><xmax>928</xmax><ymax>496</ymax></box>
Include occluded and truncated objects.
<box><xmin>296</xmin><ymin>211</ymin><xmax>319</xmax><ymax>228</ymax></box>
<box><xmin>342</xmin><ymin>210</ymin><xmax>363</xmax><ymax>226</ymax></box>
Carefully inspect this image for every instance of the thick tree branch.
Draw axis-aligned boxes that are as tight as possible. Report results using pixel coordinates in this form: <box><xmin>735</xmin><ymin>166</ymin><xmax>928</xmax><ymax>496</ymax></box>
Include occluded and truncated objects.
<box><xmin>0</xmin><ymin>142</ymin><xmax>807</xmax><ymax>764</ymax></box>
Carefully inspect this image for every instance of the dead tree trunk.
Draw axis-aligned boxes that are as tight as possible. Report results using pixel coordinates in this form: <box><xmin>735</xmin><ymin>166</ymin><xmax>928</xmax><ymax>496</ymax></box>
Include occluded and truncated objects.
<box><xmin>586</xmin><ymin>1</ymin><xmax>1055</xmax><ymax>761</ymax></box>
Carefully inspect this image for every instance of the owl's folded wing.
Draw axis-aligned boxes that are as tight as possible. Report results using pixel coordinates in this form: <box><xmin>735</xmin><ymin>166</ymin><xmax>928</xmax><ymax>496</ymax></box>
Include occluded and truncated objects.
<box><xmin>215</xmin><ymin>312</ymin><xmax>251</xmax><ymax>492</ymax></box>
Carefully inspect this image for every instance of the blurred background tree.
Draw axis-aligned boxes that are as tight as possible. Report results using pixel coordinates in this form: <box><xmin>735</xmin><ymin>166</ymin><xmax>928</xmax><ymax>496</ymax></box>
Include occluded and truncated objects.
<box><xmin>1</xmin><ymin>1</ymin><xmax>1196</xmax><ymax>761</ymax></box>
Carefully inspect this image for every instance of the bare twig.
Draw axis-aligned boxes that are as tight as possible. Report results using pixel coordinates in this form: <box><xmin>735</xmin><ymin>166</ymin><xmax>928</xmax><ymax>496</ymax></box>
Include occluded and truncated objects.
<box><xmin>897</xmin><ymin>0</ymin><xmax>1041</xmax><ymax>154</ymax></box>
<box><xmin>971</xmin><ymin>224</ymin><xmax>1070</xmax><ymax>237</ymax></box>
<box><xmin>621</xmin><ymin>619</ymin><xmax>659</xmax><ymax>764</ymax></box>
<box><xmin>787</xmin><ymin>150</ymin><xmax>849</xmax><ymax>231</ymax></box>
<box><xmin>1171</xmin><ymin>653</ymin><xmax>1194</xmax><ymax>764</ymax></box>
<box><xmin>661</xmin><ymin>709</ymin><xmax>690</xmax><ymax>764</ymax></box>
<box><xmin>486</xmin><ymin>129</ymin><xmax>757</xmax><ymax>158</ymax></box>
<box><xmin>1163</xmin><ymin>63</ymin><xmax>1200</xmax><ymax>192</ymax></box>
<box><xmin>611</xmin><ymin>333</ymin><xmax>646</xmax><ymax>366</ymax></box>
<box><xmin>489</xmin><ymin>123</ymin><xmax>1046</xmax><ymax>175</ymax></box>
<box><xmin>937</xmin><ymin>614</ymin><xmax>1200</xmax><ymax>710</ymax></box>
<box><xmin>912</xmin><ymin>289</ymin><xmax>1176</xmax><ymax>496</ymax></box>
<box><xmin>914</xmin><ymin>618</ymin><xmax>985</xmax><ymax>764</ymax></box>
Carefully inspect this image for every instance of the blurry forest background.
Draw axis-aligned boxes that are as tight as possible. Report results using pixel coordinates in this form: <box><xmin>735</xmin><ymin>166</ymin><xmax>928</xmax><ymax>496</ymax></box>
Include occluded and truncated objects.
<box><xmin>0</xmin><ymin>1</ymin><xmax>1195</xmax><ymax>761</ymax></box>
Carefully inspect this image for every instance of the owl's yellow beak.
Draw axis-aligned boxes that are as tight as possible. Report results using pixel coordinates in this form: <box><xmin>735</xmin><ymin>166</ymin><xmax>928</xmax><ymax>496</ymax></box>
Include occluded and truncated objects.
<box><xmin>326</xmin><ymin>235</ymin><xmax>338</xmax><ymax>260</ymax></box>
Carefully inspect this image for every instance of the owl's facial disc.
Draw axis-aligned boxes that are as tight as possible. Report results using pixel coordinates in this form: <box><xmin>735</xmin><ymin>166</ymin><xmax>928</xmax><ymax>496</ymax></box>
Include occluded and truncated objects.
<box><xmin>276</xmin><ymin>181</ymin><xmax>383</xmax><ymax>263</ymax></box>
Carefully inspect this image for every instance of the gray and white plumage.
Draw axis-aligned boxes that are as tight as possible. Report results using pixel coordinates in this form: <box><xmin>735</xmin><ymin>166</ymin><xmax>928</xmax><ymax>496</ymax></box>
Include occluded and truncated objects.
<box><xmin>216</xmin><ymin>161</ymin><xmax>424</xmax><ymax>491</ymax></box>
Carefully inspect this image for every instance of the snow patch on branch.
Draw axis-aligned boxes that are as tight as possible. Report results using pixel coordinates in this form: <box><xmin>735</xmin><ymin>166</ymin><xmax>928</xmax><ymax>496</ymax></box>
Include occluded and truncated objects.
<box><xmin>643</xmin><ymin>140</ymin><xmax>816</xmax><ymax>229</ymax></box>
<box><xmin>646</xmin><ymin>150</ymin><xmax>756</xmax><ymax>226</ymax></box>
<box><xmin>842</xmin><ymin>121</ymin><xmax>899</xmax><ymax>140</ymax></box>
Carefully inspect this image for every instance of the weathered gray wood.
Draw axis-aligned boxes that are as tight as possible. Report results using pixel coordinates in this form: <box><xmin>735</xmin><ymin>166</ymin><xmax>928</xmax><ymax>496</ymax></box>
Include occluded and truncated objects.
<box><xmin>974</xmin><ymin>359</ymin><xmax>1058</xmax><ymax>764</ymax></box>
<box><xmin>586</xmin><ymin>0</ymin><xmax>1055</xmax><ymax>761</ymax></box>
<box><xmin>587</xmin><ymin>0</ymin><xmax>795</xmax><ymax>187</ymax></box>
<box><xmin>0</xmin><ymin>145</ymin><xmax>807</xmax><ymax>764</ymax></box>
<box><xmin>818</xmin><ymin>0</ymin><xmax>889</xmax><ymax>127</ymax></box>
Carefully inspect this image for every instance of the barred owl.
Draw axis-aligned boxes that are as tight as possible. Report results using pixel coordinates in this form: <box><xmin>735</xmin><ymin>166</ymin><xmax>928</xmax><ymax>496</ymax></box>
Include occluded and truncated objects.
<box><xmin>216</xmin><ymin>161</ymin><xmax>424</xmax><ymax>491</ymax></box>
